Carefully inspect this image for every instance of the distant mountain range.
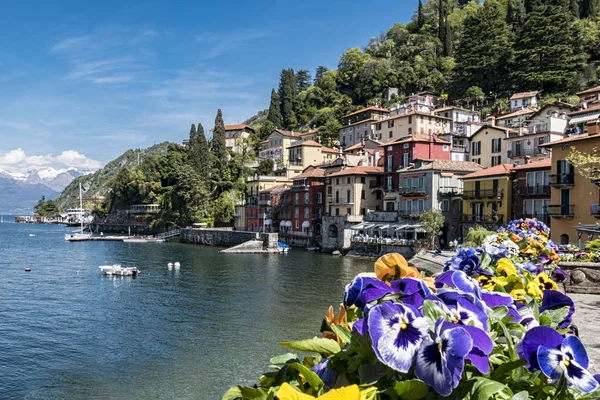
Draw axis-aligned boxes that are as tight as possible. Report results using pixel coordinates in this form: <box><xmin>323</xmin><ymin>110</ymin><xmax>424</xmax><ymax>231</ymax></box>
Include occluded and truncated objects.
<box><xmin>0</xmin><ymin>167</ymin><xmax>88</xmax><ymax>214</ymax></box>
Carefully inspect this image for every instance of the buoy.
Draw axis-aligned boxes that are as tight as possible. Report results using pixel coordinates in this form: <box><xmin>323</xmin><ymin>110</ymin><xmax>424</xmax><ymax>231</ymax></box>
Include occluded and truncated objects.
<box><xmin>25</xmin><ymin>268</ymin><xmax>31</xmax><ymax>272</ymax></box>
<box><xmin>168</xmin><ymin>262</ymin><xmax>173</xmax><ymax>269</ymax></box>
<box><xmin>29</xmin><ymin>234</ymin><xmax>35</xmax><ymax>237</ymax></box>
<box><xmin>174</xmin><ymin>262</ymin><xmax>181</xmax><ymax>268</ymax></box>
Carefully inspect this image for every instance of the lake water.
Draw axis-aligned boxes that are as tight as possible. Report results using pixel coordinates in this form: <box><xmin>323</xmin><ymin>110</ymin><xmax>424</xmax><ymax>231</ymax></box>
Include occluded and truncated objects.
<box><xmin>0</xmin><ymin>220</ymin><xmax>371</xmax><ymax>399</ymax></box>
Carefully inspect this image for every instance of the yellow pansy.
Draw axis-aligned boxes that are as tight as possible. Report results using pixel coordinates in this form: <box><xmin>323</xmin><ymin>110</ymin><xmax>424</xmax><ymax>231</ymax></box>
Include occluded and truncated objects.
<box><xmin>277</xmin><ymin>383</ymin><xmax>360</xmax><ymax>400</ymax></box>
<box><xmin>510</xmin><ymin>289</ymin><xmax>527</xmax><ymax>300</ymax></box>
<box><xmin>478</xmin><ymin>276</ymin><xmax>508</xmax><ymax>291</ymax></box>
<box><xmin>496</xmin><ymin>258</ymin><xmax>517</xmax><ymax>276</ymax></box>
<box><xmin>526</xmin><ymin>272</ymin><xmax>558</xmax><ymax>298</ymax></box>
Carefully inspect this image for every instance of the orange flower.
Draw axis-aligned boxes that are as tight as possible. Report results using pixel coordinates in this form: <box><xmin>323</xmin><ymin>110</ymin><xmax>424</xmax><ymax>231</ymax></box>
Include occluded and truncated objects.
<box><xmin>374</xmin><ymin>253</ymin><xmax>419</xmax><ymax>281</ymax></box>
<box><xmin>323</xmin><ymin>305</ymin><xmax>349</xmax><ymax>345</ymax></box>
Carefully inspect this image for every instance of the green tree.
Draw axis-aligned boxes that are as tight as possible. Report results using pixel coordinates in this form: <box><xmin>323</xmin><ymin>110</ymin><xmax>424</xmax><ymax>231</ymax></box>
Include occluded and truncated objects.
<box><xmin>190</xmin><ymin>123</ymin><xmax>211</xmax><ymax>179</ymax></box>
<box><xmin>513</xmin><ymin>0</ymin><xmax>587</xmax><ymax>92</ymax></box>
<box><xmin>438</xmin><ymin>0</ymin><xmax>452</xmax><ymax>56</ymax></box>
<box><xmin>454</xmin><ymin>0</ymin><xmax>513</xmax><ymax>95</ymax></box>
<box><xmin>465</xmin><ymin>86</ymin><xmax>485</xmax><ymax>106</ymax></box>
<box><xmin>420</xmin><ymin>210</ymin><xmax>445</xmax><ymax>250</ymax></box>
<box><xmin>337</xmin><ymin>48</ymin><xmax>371</xmax><ymax>91</ymax></box>
<box><xmin>581</xmin><ymin>0</ymin><xmax>599</xmax><ymax>17</ymax></box>
<box><xmin>278</xmin><ymin>69</ymin><xmax>297</xmax><ymax>129</ymax></box>
<box><xmin>295</xmin><ymin>69</ymin><xmax>312</xmax><ymax>92</ymax></box>
<box><xmin>34</xmin><ymin>197</ymin><xmax>61</xmax><ymax>216</ymax></box>
<box><xmin>257</xmin><ymin>159</ymin><xmax>274</xmax><ymax>175</ymax></box>
<box><xmin>259</xmin><ymin>120</ymin><xmax>275</xmax><ymax>142</ymax></box>
<box><xmin>267</xmin><ymin>89</ymin><xmax>283</xmax><ymax>128</ymax></box>
<box><xmin>314</xmin><ymin>66</ymin><xmax>328</xmax><ymax>84</ymax></box>
<box><xmin>463</xmin><ymin>225</ymin><xmax>496</xmax><ymax>247</ymax></box>
<box><xmin>418</xmin><ymin>0</ymin><xmax>425</xmax><ymax>30</ymax></box>
<box><xmin>211</xmin><ymin>109</ymin><xmax>228</xmax><ymax>181</ymax></box>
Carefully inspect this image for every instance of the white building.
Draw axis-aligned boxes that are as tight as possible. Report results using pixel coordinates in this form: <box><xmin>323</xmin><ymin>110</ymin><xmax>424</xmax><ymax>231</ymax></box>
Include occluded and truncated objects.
<box><xmin>510</xmin><ymin>91</ymin><xmax>539</xmax><ymax>111</ymax></box>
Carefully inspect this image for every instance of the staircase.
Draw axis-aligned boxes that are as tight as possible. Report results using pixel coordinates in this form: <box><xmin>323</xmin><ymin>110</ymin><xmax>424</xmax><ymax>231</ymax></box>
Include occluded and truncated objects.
<box><xmin>158</xmin><ymin>229</ymin><xmax>181</xmax><ymax>239</ymax></box>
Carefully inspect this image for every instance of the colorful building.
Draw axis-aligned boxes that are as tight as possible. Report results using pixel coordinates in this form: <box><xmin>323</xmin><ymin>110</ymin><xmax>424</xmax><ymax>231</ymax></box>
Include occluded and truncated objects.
<box><xmin>287</xmin><ymin>140</ymin><xmax>338</xmax><ymax>176</ymax></box>
<box><xmin>339</xmin><ymin>106</ymin><xmax>390</xmax><ymax>148</ymax></box>
<box><xmin>372</xmin><ymin>111</ymin><xmax>452</xmax><ymax>143</ymax></box>
<box><xmin>469</xmin><ymin>125</ymin><xmax>514</xmax><ymax>167</ymax></box>
<box><xmin>245</xmin><ymin>175</ymin><xmax>292</xmax><ymax>231</ymax></box>
<box><xmin>511</xmin><ymin>159</ymin><xmax>551</xmax><ymax>227</ymax></box>
<box><xmin>258</xmin><ymin>129</ymin><xmax>301</xmax><ymax>169</ymax></box>
<box><xmin>223</xmin><ymin>124</ymin><xmax>255</xmax><ymax>153</ymax></box>
<box><xmin>459</xmin><ymin>164</ymin><xmax>514</xmax><ymax>236</ymax></box>
<box><xmin>326</xmin><ymin>166</ymin><xmax>383</xmax><ymax>218</ymax></box>
<box><xmin>290</xmin><ymin>167</ymin><xmax>326</xmax><ymax>236</ymax></box>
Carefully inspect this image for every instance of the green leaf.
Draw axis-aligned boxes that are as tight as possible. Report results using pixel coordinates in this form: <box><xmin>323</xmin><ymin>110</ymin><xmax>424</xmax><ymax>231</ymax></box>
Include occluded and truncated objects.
<box><xmin>331</xmin><ymin>325</ymin><xmax>352</xmax><ymax>345</ymax></box>
<box><xmin>288</xmin><ymin>362</ymin><xmax>323</xmax><ymax>393</ymax></box>
<box><xmin>269</xmin><ymin>353</ymin><xmax>298</xmax><ymax>365</ymax></box>
<box><xmin>490</xmin><ymin>306</ymin><xmax>509</xmax><ymax>321</ymax></box>
<box><xmin>280</xmin><ymin>337</ymin><xmax>341</xmax><ymax>355</ymax></box>
<box><xmin>540</xmin><ymin>306</ymin><xmax>570</xmax><ymax>328</ymax></box>
<box><xmin>575</xmin><ymin>387</ymin><xmax>600</xmax><ymax>399</ymax></box>
<box><xmin>509</xmin><ymin>391</ymin><xmax>529</xmax><ymax>400</ymax></box>
<box><xmin>467</xmin><ymin>377</ymin><xmax>513</xmax><ymax>400</ymax></box>
<box><xmin>221</xmin><ymin>386</ymin><xmax>244</xmax><ymax>400</ymax></box>
<box><xmin>221</xmin><ymin>386</ymin><xmax>269</xmax><ymax>400</ymax></box>
<box><xmin>422</xmin><ymin>300</ymin><xmax>449</xmax><ymax>329</ymax></box>
<box><xmin>491</xmin><ymin>359</ymin><xmax>527</xmax><ymax>381</ymax></box>
<box><xmin>357</xmin><ymin>363</ymin><xmax>386</xmax><ymax>385</ymax></box>
<box><xmin>394</xmin><ymin>379</ymin><xmax>429</xmax><ymax>399</ymax></box>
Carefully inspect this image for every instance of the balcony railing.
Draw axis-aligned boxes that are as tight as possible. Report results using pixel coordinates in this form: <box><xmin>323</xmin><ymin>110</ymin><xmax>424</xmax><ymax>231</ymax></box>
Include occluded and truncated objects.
<box><xmin>462</xmin><ymin>214</ymin><xmax>504</xmax><ymax>223</ymax></box>
<box><xmin>439</xmin><ymin>186</ymin><xmax>463</xmax><ymax>196</ymax></box>
<box><xmin>517</xmin><ymin>185</ymin><xmax>550</xmax><ymax>196</ymax></box>
<box><xmin>291</xmin><ymin>184</ymin><xmax>309</xmax><ymax>191</ymax></box>
<box><xmin>546</xmin><ymin>204</ymin><xmax>575</xmax><ymax>218</ymax></box>
<box><xmin>462</xmin><ymin>189</ymin><xmax>503</xmax><ymax>199</ymax></box>
<box><xmin>550</xmin><ymin>174</ymin><xmax>574</xmax><ymax>186</ymax></box>
<box><xmin>398</xmin><ymin>209</ymin><xmax>425</xmax><ymax>218</ymax></box>
<box><xmin>398</xmin><ymin>186</ymin><xmax>427</xmax><ymax>196</ymax></box>
<box><xmin>508</xmin><ymin>148</ymin><xmax>548</xmax><ymax>158</ymax></box>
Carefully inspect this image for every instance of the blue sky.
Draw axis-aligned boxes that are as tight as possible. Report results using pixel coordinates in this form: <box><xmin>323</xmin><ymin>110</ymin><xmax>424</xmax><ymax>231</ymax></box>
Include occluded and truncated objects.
<box><xmin>0</xmin><ymin>0</ymin><xmax>418</xmax><ymax>173</ymax></box>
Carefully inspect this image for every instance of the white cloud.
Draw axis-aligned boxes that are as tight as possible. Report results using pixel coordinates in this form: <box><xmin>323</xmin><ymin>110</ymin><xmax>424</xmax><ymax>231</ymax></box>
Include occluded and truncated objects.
<box><xmin>93</xmin><ymin>75</ymin><xmax>133</xmax><ymax>84</ymax></box>
<box><xmin>194</xmin><ymin>29</ymin><xmax>268</xmax><ymax>59</ymax></box>
<box><xmin>0</xmin><ymin>148</ymin><xmax>102</xmax><ymax>173</ymax></box>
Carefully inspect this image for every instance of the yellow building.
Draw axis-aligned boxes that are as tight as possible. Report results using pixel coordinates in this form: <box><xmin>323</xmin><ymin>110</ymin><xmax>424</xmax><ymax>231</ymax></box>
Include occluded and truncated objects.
<box><xmin>372</xmin><ymin>111</ymin><xmax>451</xmax><ymax>143</ymax></box>
<box><xmin>287</xmin><ymin>140</ymin><xmax>338</xmax><ymax>176</ymax></box>
<box><xmin>469</xmin><ymin>125</ymin><xmax>516</xmax><ymax>167</ymax></box>
<box><xmin>540</xmin><ymin>121</ymin><xmax>600</xmax><ymax>245</ymax></box>
<box><xmin>459</xmin><ymin>164</ymin><xmax>513</xmax><ymax>236</ymax></box>
<box><xmin>326</xmin><ymin>166</ymin><xmax>383</xmax><ymax>217</ymax></box>
<box><xmin>258</xmin><ymin>129</ymin><xmax>302</xmax><ymax>169</ymax></box>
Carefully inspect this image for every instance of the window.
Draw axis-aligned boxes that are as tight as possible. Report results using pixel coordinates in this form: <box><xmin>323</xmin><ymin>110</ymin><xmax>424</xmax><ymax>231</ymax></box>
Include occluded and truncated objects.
<box><xmin>295</xmin><ymin>193</ymin><xmax>299</xmax><ymax>203</ymax></box>
<box><xmin>408</xmin><ymin>127</ymin><xmax>412</xmax><ymax>134</ymax></box>
<box><xmin>335</xmin><ymin>191</ymin><xmax>340</xmax><ymax>204</ymax></box>
<box><xmin>376</xmin><ymin>191</ymin><xmax>382</xmax><ymax>199</ymax></box>
<box><xmin>440</xmin><ymin>176</ymin><xmax>450</xmax><ymax>188</ymax></box>
<box><xmin>327</xmin><ymin>186</ymin><xmax>332</xmax><ymax>195</ymax></box>
<box><xmin>387</xmin><ymin>176</ymin><xmax>393</xmax><ymax>191</ymax></box>
<box><xmin>376</xmin><ymin>123</ymin><xmax>382</xmax><ymax>130</ymax></box>
<box><xmin>346</xmin><ymin>207</ymin><xmax>351</xmax><ymax>215</ymax></box>
<box><xmin>443</xmin><ymin>145</ymin><xmax>449</xmax><ymax>151</ymax></box>
<box><xmin>335</xmin><ymin>208</ymin><xmax>340</xmax><ymax>216</ymax></box>
<box><xmin>387</xmin><ymin>155</ymin><xmax>393</xmax><ymax>172</ymax></box>
<box><xmin>317</xmin><ymin>192</ymin><xmax>323</xmax><ymax>204</ymax></box>
<box><xmin>304</xmin><ymin>207</ymin><xmax>309</xmax><ymax>218</ymax></box>
<box><xmin>304</xmin><ymin>192</ymin><xmax>309</xmax><ymax>204</ymax></box>
<box><xmin>408</xmin><ymin>116</ymin><xmax>412</xmax><ymax>124</ymax></box>
<box><xmin>347</xmin><ymin>177</ymin><xmax>351</xmax><ymax>184</ymax></box>
<box><xmin>389</xmin><ymin>131</ymin><xmax>393</xmax><ymax>138</ymax></box>
<box><xmin>336</xmin><ymin>178</ymin><xmax>339</xmax><ymax>185</ymax></box>
<box><xmin>403</xmin><ymin>143</ymin><xmax>409</xmax><ymax>149</ymax></box>
<box><xmin>361</xmin><ymin>208</ymin><xmax>366</xmax><ymax>215</ymax></box>
<box><xmin>406</xmin><ymin>200</ymin><xmax>412</xmax><ymax>214</ymax></box>
<box><xmin>417</xmin><ymin>176</ymin><xmax>424</xmax><ymax>190</ymax></box>
<box><xmin>295</xmin><ymin>220</ymin><xmax>299</xmax><ymax>229</ymax></box>
<box><xmin>491</xmin><ymin>155</ymin><xmax>502</xmax><ymax>166</ymax></box>
<box><xmin>403</xmin><ymin>153</ymin><xmax>409</xmax><ymax>167</ymax></box>
<box><xmin>294</xmin><ymin>207</ymin><xmax>299</xmax><ymax>218</ymax></box>
<box><xmin>406</xmin><ymin>177</ymin><xmax>413</xmax><ymax>188</ymax></box>
<box><xmin>361</xmin><ymin>189</ymin><xmax>365</xmax><ymax>199</ymax></box>
<box><xmin>346</xmin><ymin>190</ymin><xmax>351</xmax><ymax>203</ymax></box>
<box><xmin>388</xmin><ymin>120</ymin><xmax>395</xmax><ymax>128</ymax></box>
<box><xmin>472</xmin><ymin>141</ymin><xmax>481</xmax><ymax>156</ymax></box>
<box><xmin>492</xmin><ymin>138</ymin><xmax>502</xmax><ymax>153</ymax></box>
<box><xmin>360</xmin><ymin>177</ymin><xmax>365</xmax><ymax>184</ymax></box>
<box><xmin>441</xmin><ymin>199</ymin><xmax>450</xmax><ymax>212</ymax></box>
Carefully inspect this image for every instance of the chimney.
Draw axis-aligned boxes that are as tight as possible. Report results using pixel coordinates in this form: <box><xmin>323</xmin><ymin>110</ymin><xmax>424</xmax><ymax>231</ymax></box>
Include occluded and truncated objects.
<box><xmin>524</xmin><ymin>156</ymin><xmax>531</xmax><ymax>164</ymax></box>
<box><xmin>487</xmin><ymin>116</ymin><xmax>496</xmax><ymax>126</ymax></box>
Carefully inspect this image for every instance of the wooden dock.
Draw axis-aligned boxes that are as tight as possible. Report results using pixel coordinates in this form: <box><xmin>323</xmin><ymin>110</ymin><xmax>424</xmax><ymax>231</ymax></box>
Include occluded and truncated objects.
<box><xmin>65</xmin><ymin>235</ymin><xmax>129</xmax><ymax>242</ymax></box>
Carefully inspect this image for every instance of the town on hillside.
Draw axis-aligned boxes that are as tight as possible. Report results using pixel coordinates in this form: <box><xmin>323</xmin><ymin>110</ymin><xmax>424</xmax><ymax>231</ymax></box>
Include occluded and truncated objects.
<box><xmin>230</xmin><ymin>88</ymin><xmax>600</xmax><ymax>252</ymax></box>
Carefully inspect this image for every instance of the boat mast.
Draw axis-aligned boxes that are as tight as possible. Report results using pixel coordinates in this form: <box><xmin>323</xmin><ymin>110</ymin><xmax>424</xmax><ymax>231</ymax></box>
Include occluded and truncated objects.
<box><xmin>79</xmin><ymin>183</ymin><xmax>84</xmax><ymax>232</ymax></box>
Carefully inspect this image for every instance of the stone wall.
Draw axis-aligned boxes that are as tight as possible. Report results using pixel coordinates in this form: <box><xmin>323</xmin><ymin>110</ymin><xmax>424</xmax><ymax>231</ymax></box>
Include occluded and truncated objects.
<box><xmin>321</xmin><ymin>216</ymin><xmax>359</xmax><ymax>251</ymax></box>
<box><xmin>350</xmin><ymin>243</ymin><xmax>416</xmax><ymax>258</ymax></box>
<box><xmin>559</xmin><ymin>262</ymin><xmax>600</xmax><ymax>294</ymax></box>
<box><xmin>180</xmin><ymin>228</ymin><xmax>278</xmax><ymax>249</ymax></box>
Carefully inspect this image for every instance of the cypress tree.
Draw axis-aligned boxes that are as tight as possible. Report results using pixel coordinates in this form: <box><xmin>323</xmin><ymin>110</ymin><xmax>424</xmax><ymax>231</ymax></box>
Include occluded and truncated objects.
<box><xmin>513</xmin><ymin>0</ymin><xmax>587</xmax><ymax>92</ymax></box>
<box><xmin>295</xmin><ymin>69</ymin><xmax>312</xmax><ymax>92</ymax></box>
<box><xmin>267</xmin><ymin>89</ymin><xmax>283</xmax><ymax>128</ymax></box>
<box><xmin>314</xmin><ymin>66</ymin><xmax>328</xmax><ymax>84</ymax></box>
<box><xmin>418</xmin><ymin>0</ymin><xmax>425</xmax><ymax>30</ymax></box>
<box><xmin>196</xmin><ymin>123</ymin><xmax>211</xmax><ymax>178</ymax></box>
<box><xmin>189</xmin><ymin>123</ymin><xmax>197</xmax><ymax>143</ymax></box>
<box><xmin>278</xmin><ymin>68</ymin><xmax>297</xmax><ymax>130</ymax></box>
<box><xmin>582</xmin><ymin>0</ymin><xmax>598</xmax><ymax>17</ymax></box>
<box><xmin>438</xmin><ymin>0</ymin><xmax>452</xmax><ymax>56</ymax></box>
<box><xmin>571</xmin><ymin>0</ymin><xmax>581</xmax><ymax>17</ymax></box>
<box><xmin>210</xmin><ymin>109</ymin><xmax>228</xmax><ymax>180</ymax></box>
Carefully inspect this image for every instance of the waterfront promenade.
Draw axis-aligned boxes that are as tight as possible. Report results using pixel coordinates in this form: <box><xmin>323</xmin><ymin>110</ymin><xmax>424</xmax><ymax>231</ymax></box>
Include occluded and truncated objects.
<box><xmin>572</xmin><ymin>293</ymin><xmax>600</xmax><ymax>373</ymax></box>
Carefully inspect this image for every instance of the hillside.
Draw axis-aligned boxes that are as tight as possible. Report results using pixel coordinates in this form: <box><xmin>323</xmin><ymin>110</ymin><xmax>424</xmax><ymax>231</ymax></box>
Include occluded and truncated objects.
<box><xmin>55</xmin><ymin>142</ymin><xmax>171</xmax><ymax>210</ymax></box>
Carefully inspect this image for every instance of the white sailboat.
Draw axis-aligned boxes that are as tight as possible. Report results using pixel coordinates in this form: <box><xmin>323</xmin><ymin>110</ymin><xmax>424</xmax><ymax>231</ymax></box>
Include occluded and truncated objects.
<box><xmin>65</xmin><ymin>183</ymin><xmax>93</xmax><ymax>241</ymax></box>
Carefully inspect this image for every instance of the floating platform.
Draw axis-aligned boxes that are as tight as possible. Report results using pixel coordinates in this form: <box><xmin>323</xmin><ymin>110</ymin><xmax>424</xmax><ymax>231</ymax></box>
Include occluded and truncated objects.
<box><xmin>99</xmin><ymin>265</ymin><xmax>139</xmax><ymax>276</ymax></box>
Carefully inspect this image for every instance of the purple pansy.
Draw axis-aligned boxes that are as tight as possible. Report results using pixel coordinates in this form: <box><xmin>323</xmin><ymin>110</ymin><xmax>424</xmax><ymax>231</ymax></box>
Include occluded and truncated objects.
<box><xmin>444</xmin><ymin>247</ymin><xmax>491</xmax><ymax>276</ymax></box>
<box><xmin>518</xmin><ymin>326</ymin><xmax>564</xmax><ymax>369</ymax></box>
<box><xmin>390</xmin><ymin>277</ymin><xmax>433</xmax><ymax>308</ymax></box>
<box><xmin>311</xmin><ymin>358</ymin><xmax>338</xmax><ymax>389</ymax></box>
<box><xmin>435</xmin><ymin>270</ymin><xmax>484</xmax><ymax>310</ymax></box>
<box><xmin>436</xmin><ymin>291</ymin><xmax>489</xmax><ymax>330</ymax></box>
<box><xmin>481</xmin><ymin>291</ymin><xmax>522</xmax><ymax>323</ymax></box>
<box><xmin>540</xmin><ymin>290</ymin><xmax>575</xmax><ymax>329</ymax></box>
<box><xmin>367</xmin><ymin>302</ymin><xmax>428</xmax><ymax>373</ymax></box>
<box><xmin>538</xmin><ymin>335</ymin><xmax>598</xmax><ymax>393</ymax></box>
<box><xmin>552</xmin><ymin>268</ymin><xmax>567</xmax><ymax>283</ymax></box>
<box><xmin>343</xmin><ymin>276</ymin><xmax>392</xmax><ymax>309</ymax></box>
<box><xmin>414</xmin><ymin>318</ymin><xmax>473</xmax><ymax>396</ymax></box>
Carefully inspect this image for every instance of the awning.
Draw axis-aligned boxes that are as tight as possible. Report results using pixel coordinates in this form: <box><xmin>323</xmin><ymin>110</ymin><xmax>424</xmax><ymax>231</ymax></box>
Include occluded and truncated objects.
<box><xmin>285</xmin><ymin>221</ymin><xmax>292</xmax><ymax>227</ymax></box>
<box><xmin>363</xmin><ymin>224</ymin><xmax>376</xmax><ymax>229</ymax></box>
<box><xmin>350</xmin><ymin>223</ymin><xmax>366</xmax><ymax>230</ymax></box>
<box><xmin>569</xmin><ymin>113</ymin><xmax>600</xmax><ymax>125</ymax></box>
<box><xmin>264</xmin><ymin>219</ymin><xmax>272</xmax><ymax>225</ymax></box>
<box><xmin>377</xmin><ymin>224</ymin><xmax>391</xmax><ymax>229</ymax></box>
<box><xmin>302</xmin><ymin>221</ymin><xmax>310</xmax><ymax>229</ymax></box>
<box><xmin>440</xmin><ymin>172</ymin><xmax>453</xmax><ymax>177</ymax></box>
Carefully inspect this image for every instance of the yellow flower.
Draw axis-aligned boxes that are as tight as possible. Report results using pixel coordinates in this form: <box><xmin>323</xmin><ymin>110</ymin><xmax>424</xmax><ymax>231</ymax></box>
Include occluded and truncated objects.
<box><xmin>526</xmin><ymin>272</ymin><xmax>558</xmax><ymax>298</ymax></box>
<box><xmin>496</xmin><ymin>258</ymin><xmax>517</xmax><ymax>276</ymax></box>
<box><xmin>510</xmin><ymin>289</ymin><xmax>527</xmax><ymax>300</ymax></box>
<box><xmin>479</xmin><ymin>276</ymin><xmax>508</xmax><ymax>291</ymax></box>
<box><xmin>374</xmin><ymin>253</ymin><xmax>418</xmax><ymax>281</ymax></box>
<box><xmin>277</xmin><ymin>383</ymin><xmax>360</xmax><ymax>400</ymax></box>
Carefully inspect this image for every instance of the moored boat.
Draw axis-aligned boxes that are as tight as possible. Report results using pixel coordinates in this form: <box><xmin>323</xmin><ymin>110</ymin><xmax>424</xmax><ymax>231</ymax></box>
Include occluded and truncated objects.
<box><xmin>99</xmin><ymin>265</ymin><xmax>139</xmax><ymax>276</ymax></box>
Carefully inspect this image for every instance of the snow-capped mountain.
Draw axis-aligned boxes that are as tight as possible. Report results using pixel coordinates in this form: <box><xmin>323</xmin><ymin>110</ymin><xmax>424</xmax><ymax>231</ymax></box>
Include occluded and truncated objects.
<box><xmin>0</xmin><ymin>168</ymin><xmax>27</xmax><ymax>181</ymax></box>
<box><xmin>24</xmin><ymin>167</ymin><xmax>84</xmax><ymax>192</ymax></box>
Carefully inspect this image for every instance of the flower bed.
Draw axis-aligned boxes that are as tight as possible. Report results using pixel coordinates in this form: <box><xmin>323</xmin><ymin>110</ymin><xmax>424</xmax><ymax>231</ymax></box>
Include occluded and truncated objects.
<box><xmin>223</xmin><ymin>219</ymin><xmax>600</xmax><ymax>400</ymax></box>
<box><xmin>558</xmin><ymin>245</ymin><xmax>600</xmax><ymax>263</ymax></box>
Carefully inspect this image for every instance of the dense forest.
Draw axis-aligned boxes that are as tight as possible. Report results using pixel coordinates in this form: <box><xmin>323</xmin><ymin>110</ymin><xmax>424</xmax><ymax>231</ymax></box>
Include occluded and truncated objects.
<box><xmin>55</xmin><ymin>0</ymin><xmax>600</xmax><ymax>228</ymax></box>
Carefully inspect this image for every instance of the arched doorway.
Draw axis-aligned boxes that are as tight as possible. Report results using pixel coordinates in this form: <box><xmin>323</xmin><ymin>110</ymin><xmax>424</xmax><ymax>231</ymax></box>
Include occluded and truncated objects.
<box><xmin>560</xmin><ymin>234</ymin><xmax>569</xmax><ymax>245</ymax></box>
<box><xmin>328</xmin><ymin>224</ymin><xmax>338</xmax><ymax>238</ymax></box>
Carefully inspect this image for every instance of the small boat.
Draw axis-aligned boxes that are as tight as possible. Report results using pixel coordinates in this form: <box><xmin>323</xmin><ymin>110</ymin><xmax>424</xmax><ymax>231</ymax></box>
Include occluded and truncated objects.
<box><xmin>123</xmin><ymin>236</ymin><xmax>165</xmax><ymax>243</ymax></box>
<box><xmin>29</xmin><ymin>234</ymin><xmax>35</xmax><ymax>237</ymax></box>
<box><xmin>99</xmin><ymin>265</ymin><xmax>139</xmax><ymax>276</ymax></box>
<box><xmin>277</xmin><ymin>241</ymin><xmax>291</xmax><ymax>253</ymax></box>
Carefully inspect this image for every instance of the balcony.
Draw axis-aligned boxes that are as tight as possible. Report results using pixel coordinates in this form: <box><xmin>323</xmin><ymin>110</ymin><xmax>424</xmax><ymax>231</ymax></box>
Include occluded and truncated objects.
<box><xmin>439</xmin><ymin>186</ymin><xmax>463</xmax><ymax>196</ymax></box>
<box><xmin>461</xmin><ymin>214</ymin><xmax>504</xmax><ymax>224</ymax></box>
<box><xmin>546</xmin><ymin>204</ymin><xmax>574</xmax><ymax>218</ymax></box>
<box><xmin>520</xmin><ymin>213</ymin><xmax>551</xmax><ymax>225</ymax></box>
<box><xmin>398</xmin><ymin>186</ymin><xmax>427</xmax><ymax>196</ymax></box>
<box><xmin>549</xmin><ymin>174</ymin><xmax>574</xmax><ymax>187</ymax></box>
<box><xmin>591</xmin><ymin>204</ymin><xmax>600</xmax><ymax>218</ymax></box>
<box><xmin>398</xmin><ymin>209</ymin><xmax>425</xmax><ymax>218</ymax></box>
<box><xmin>292</xmin><ymin>183</ymin><xmax>310</xmax><ymax>191</ymax></box>
<box><xmin>462</xmin><ymin>189</ymin><xmax>503</xmax><ymax>199</ymax></box>
<box><xmin>517</xmin><ymin>185</ymin><xmax>550</xmax><ymax>196</ymax></box>
<box><xmin>507</xmin><ymin>147</ymin><xmax>549</xmax><ymax>158</ymax></box>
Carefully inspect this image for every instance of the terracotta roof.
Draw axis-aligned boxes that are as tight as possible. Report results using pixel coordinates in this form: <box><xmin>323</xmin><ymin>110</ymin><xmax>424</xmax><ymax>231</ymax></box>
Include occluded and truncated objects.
<box><xmin>576</xmin><ymin>85</ymin><xmax>600</xmax><ymax>96</ymax></box>
<box><xmin>289</xmin><ymin>140</ymin><xmax>322</xmax><ymax>148</ymax></box>
<box><xmin>224</xmin><ymin>124</ymin><xmax>254</xmax><ymax>132</ymax></box>
<box><xmin>510</xmin><ymin>91</ymin><xmax>539</xmax><ymax>100</ymax></box>
<box><xmin>299</xmin><ymin>130</ymin><xmax>318</xmax><ymax>137</ymax></box>
<box><xmin>397</xmin><ymin>160</ymin><xmax>484</xmax><ymax>173</ymax></box>
<box><xmin>472</xmin><ymin>125</ymin><xmax>518</xmax><ymax>137</ymax></box>
<box><xmin>539</xmin><ymin>133</ymin><xmax>600</xmax><ymax>147</ymax></box>
<box><xmin>343</xmin><ymin>106</ymin><xmax>390</xmax><ymax>118</ymax></box>
<box><xmin>528</xmin><ymin>101</ymin><xmax>578</xmax><ymax>119</ymax></box>
<box><xmin>381</xmin><ymin>111</ymin><xmax>452</xmax><ymax>122</ymax></box>
<box><xmin>341</xmin><ymin>118</ymin><xmax>378</xmax><ymax>128</ymax></box>
<box><xmin>260</xmin><ymin>184</ymin><xmax>289</xmax><ymax>194</ymax></box>
<box><xmin>273</xmin><ymin>129</ymin><xmax>300</xmax><ymax>137</ymax></box>
<box><xmin>496</xmin><ymin>107</ymin><xmax>536</xmax><ymax>120</ymax></box>
<box><xmin>321</xmin><ymin>146</ymin><xmax>339</xmax><ymax>154</ymax></box>
<box><xmin>294</xmin><ymin>167</ymin><xmax>326</xmax><ymax>179</ymax></box>
<box><xmin>568</xmin><ymin>104</ymin><xmax>600</xmax><ymax>116</ymax></box>
<box><xmin>327</xmin><ymin>166</ymin><xmax>383</xmax><ymax>178</ymax></box>
<box><xmin>512</xmin><ymin>158</ymin><xmax>551</xmax><ymax>170</ymax></box>
<box><xmin>459</xmin><ymin>164</ymin><xmax>513</xmax><ymax>180</ymax></box>
<box><xmin>344</xmin><ymin>142</ymin><xmax>364</xmax><ymax>151</ymax></box>
<box><xmin>434</xmin><ymin>106</ymin><xmax>477</xmax><ymax>114</ymax></box>
<box><xmin>384</xmin><ymin>134</ymin><xmax>450</xmax><ymax>145</ymax></box>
